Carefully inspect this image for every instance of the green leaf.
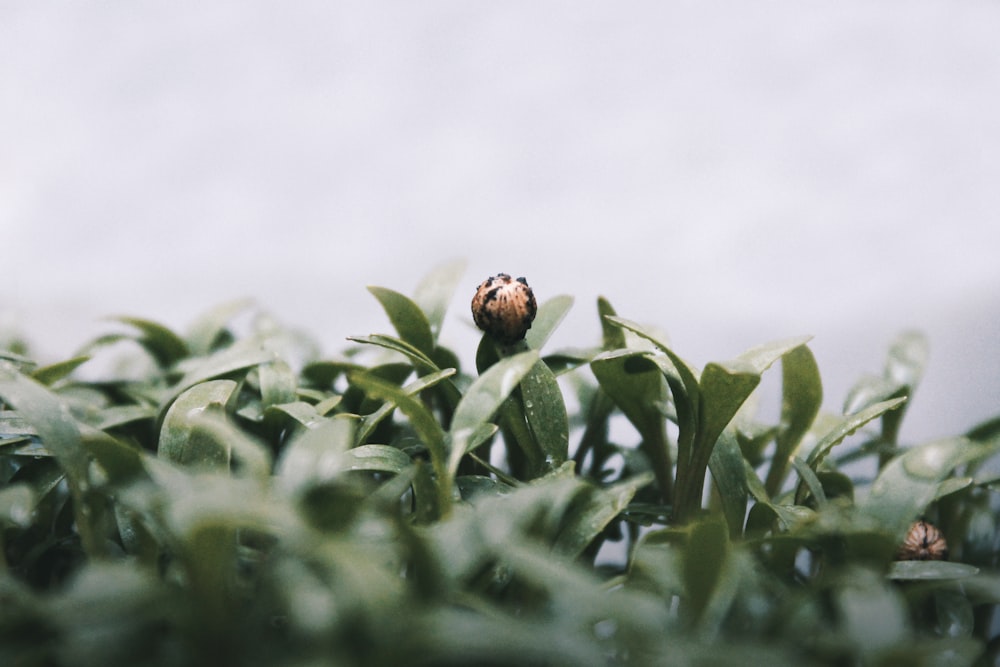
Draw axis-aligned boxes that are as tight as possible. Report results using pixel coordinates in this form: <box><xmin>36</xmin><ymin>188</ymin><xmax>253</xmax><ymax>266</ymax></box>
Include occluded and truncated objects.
<box><xmin>708</xmin><ymin>430</ymin><xmax>749</xmax><ymax>539</ymax></box>
<box><xmin>157</xmin><ymin>380</ymin><xmax>238</xmax><ymax>470</ymax></box>
<box><xmin>450</xmin><ymin>350</ymin><xmax>539</xmax><ymax>440</ymax></box>
<box><xmin>276</xmin><ymin>417</ymin><xmax>356</xmax><ymax>493</ymax></box>
<box><xmin>590</xmin><ymin>350</ymin><xmax>672</xmax><ymax>498</ymax></box>
<box><xmin>765</xmin><ymin>344</ymin><xmax>822</xmax><ymax>495</ymax></box>
<box><xmin>449</xmin><ymin>350</ymin><xmax>539</xmax><ymax>475</ymax></box>
<box><xmin>412</xmin><ymin>259</ymin><xmax>466</xmax><ymax>341</ymax></box>
<box><xmin>554</xmin><ymin>473</ymin><xmax>652</xmax><ymax>557</ymax></box>
<box><xmin>887</xmin><ymin>560</ymin><xmax>980</xmax><ymax>581</ymax></box>
<box><xmin>90</xmin><ymin>405</ymin><xmax>157</xmax><ymax>431</ymax></box>
<box><xmin>597</xmin><ymin>297</ymin><xmax>626</xmax><ymax>350</ymax></box>
<box><xmin>164</xmin><ymin>338</ymin><xmax>275</xmax><ymax>417</ymax></box>
<box><xmin>347</xmin><ymin>334</ymin><xmax>440</xmax><ymax>374</ymax></box>
<box><xmin>355</xmin><ymin>368</ymin><xmax>457</xmax><ymax>445</ymax></box>
<box><xmin>333</xmin><ymin>444</ymin><xmax>412</xmax><ymax>475</ymax></box>
<box><xmin>258</xmin><ymin>359</ymin><xmax>297</xmax><ymax>408</ymax></box>
<box><xmin>368</xmin><ymin>286</ymin><xmax>436</xmax><ymax>356</ymax></box>
<box><xmin>113</xmin><ymin>316</ymin><xmax>189</xmax><ymax>367</ymax></box>
<box><xmin>804</xmin><ymin>397</ymin><xmax>907</xmax><ymax>470</ymax></box>
<box><xmin>0</xmin><ymin>363</ymin><xmax>89</xmax><ymax>486</ymax></box>
<box><xmin>0</xmin><ymin>362</ymin><xmax>107</xmax><ymax>556</ymax></box>
<box><xmin>862</xmin><ymin>437</ymin><xmax>986</xmax><ymax>538</ymax></box>
<box><xmin>603</xmin><ymin>316</ymin><xmax>699</xmax><ymax>473</ymax></box>
<box><xmin>31</xmin><ymin>356</ymin><xmax>91</xmax><ymax>386</ymax></box>
<box><xmin>184</xmin><ymin>299</ymin><xmax>254</xmax><ymax>355</ymax></box>
<box><xmin>520</xmin><ymin>358</ymin><xmax>569</xmax><ymax>468</ymax></box>
<box><xmin>681</xmin><ymin>517</ymin><xmax>734</xmax><ymax>633</ymax></box>
<box><xmin>263</xmin><ymin>401</ymin><xmax>328</xmax><ymax>430</ymax></box>
<box><xmin>524</xmin><ymin>295</ymin><xmax>573</xmax><ymax>351</ymax></box>
<box><xmin>349</xmin><ymin>371</ymin><xmax>448</xmax><ymax>497</ymax></box>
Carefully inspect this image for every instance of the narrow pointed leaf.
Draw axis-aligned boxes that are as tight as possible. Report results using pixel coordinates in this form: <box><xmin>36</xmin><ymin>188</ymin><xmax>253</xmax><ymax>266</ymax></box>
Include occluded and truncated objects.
<box><xmin>805</xmin><ymin>397</ymin><xmax>907</xmax><ymax>470</ymax></box>
<box><xmin>368</xmin><ymin>286</ymin><xmax>436</xmax><ymax>356</ymax></box>
<box><xmin>31</xmin><ymin>356</ymin><xmax>91</xmax><ymax>386</ymax></box>
<box><xmin>114</xmin><ymin>316</ymin><xmax>189</xmax><ymax>367</ymax></box>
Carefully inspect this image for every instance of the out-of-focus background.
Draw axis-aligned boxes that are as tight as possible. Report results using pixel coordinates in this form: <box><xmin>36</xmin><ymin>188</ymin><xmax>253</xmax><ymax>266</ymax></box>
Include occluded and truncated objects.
<box><xmin>2</xmin><ymin>2</ymin><xmax>998</xmax><ymax>443</ymax></box>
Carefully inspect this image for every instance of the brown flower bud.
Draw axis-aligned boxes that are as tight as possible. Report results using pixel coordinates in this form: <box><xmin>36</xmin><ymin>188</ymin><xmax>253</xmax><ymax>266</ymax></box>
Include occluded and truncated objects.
<box><xmin>896</xmin><ymin>520</ymin><xmax>948</xmax><ymax>561</ymax></box>
<box><xmin>471</xmin><ymin>273</ymin><xmax>537</xmax><ymax>345</ymax></box>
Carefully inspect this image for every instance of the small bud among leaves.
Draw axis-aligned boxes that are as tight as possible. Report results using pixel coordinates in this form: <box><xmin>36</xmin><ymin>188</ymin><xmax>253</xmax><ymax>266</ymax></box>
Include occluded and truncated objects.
<box><xmin>897</xmin><ymin>520</ymin><xmax>948</xmax><ymax>561</ymax></box>
<box><xmin>471</xmin><ymin>273</ymin><xmax>538</xmax><ymax>346</ymax></box>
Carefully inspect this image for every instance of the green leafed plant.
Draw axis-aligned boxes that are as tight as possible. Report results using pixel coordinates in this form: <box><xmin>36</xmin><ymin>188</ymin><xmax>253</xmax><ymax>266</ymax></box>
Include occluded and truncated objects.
<box><xmin>1</xmin><ymin>262</ymin><xmax>999</xmax><ymax>666</ymax></box>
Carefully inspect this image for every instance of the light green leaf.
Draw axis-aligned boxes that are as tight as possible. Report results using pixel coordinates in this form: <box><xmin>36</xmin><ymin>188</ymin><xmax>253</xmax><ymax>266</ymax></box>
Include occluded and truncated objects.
<box><xmin>158</xmin><ymin>380</ymin><xmax>238</xmax><ymax>470</ymax></box>
<box><xmin>450</xmin><ymin>350</ymin><xmax>539</xmax><ymax>439</ymax></box>
<box><xmin>276</xmin><ymin>417</ymin><xmax>356</xmax><ymax>493</ymax></box>
<box><xmin>524</xmin><ymin>295</ymin><xmax>573</xmax><ymax>351</ymax></box>
<box><xmin>31</xmin><ymin>356</ymin><xmax>91</xmax><ymax>386</ymax></box>
<box><xmin>862</xmin><ymin>437</ymin><xmax>987</xmax><ymax>538</ymax></box>
<box><xmin>184</xmin><ymin>299</ymin><xmax>254</xmax><ymax>355</ymax></box>
<box><xmin>258</xmin><ymin>359</ymin><xmax>297</xmax><ymax>408</ymax></box>
<box><xmin>334</xmin><ymin>444</ymin><xmax>412</xmax><ymax>475</ymax></box>
<box><xmin>887</xmin><ymin>560</ymin><xmax>980</xmax><ymax>581</ymax></box>
<box><xmin>412</xmin><ymin>259</ymin><xmax>466</xmax><ymax>342</ymax></box>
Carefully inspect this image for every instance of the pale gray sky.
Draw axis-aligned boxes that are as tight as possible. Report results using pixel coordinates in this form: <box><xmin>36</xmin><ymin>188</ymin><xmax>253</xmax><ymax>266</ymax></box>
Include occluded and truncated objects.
<box><xmin>3</xmin><ymin>2</ymin><xmax>999</xmax><ymax>443</ymax></box>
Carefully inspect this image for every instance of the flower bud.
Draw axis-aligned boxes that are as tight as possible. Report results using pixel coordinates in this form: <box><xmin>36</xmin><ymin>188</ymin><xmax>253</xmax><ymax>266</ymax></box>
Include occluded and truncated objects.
<box><xmin>471</xmin><ymin>273</ymin><xmax>537</xmax><ymax>345</ymax></box>
<box><xmin>896</xmin><ymin>520</ymin><xmax>948</xmax><ymax>561</ymax></box>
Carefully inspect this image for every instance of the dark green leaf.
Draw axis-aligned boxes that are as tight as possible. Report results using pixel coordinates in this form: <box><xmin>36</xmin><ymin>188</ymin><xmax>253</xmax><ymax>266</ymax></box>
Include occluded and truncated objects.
<box><xmin>114</xmin><ymin>316</ymin><xmax>189</xmax><ymax>367</ymax></box>
<box><xmin>766</xmin><ymin>344</ymin><xmax>822</xmax><ymax>495</ymax></box>
<box><xmin>708</xmin><ymin>430</ymin><xmax>749</xmax><ymax>539</ymax></box>
<box><xmin>368</xmin><ymin>286</ymin><xmax>436</xmax><ymax>356</ymax></box>
<box><xmin>520</xmin><ymin>358</ymin><xmax>569</xmax><ymax>468</ymax></box>
<box><xmin>554</xmin><ymin>473</ymin><xmax>652</xmax><ymax>557</ymax></box>
<box><xmin>355</xmin><ymin>368</ymin><xmax>456</xmax><ymax>445</ymax></box>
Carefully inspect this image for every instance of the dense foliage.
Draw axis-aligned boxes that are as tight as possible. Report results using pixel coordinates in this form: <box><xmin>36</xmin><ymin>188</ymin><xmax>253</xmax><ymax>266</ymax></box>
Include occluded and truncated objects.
<box><xmin>2</xmin><ymin>261</ymin><xmax>999</xmax><ymax>666</ymax></box>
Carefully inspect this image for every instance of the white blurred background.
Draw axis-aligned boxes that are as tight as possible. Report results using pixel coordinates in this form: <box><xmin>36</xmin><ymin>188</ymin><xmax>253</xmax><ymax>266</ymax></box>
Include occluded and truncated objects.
<box><xmin>2</xmin><ymin>2</ymin><xmax>998</xmax><ymax>444</ymax></box>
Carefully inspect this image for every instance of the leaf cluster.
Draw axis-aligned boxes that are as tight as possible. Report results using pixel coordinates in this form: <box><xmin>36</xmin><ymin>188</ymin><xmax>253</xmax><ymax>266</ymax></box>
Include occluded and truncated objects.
<box><xmin>2</xmin><ymin>261</ymin><xmax>1000</xmax><ymax>666</ymax></box>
